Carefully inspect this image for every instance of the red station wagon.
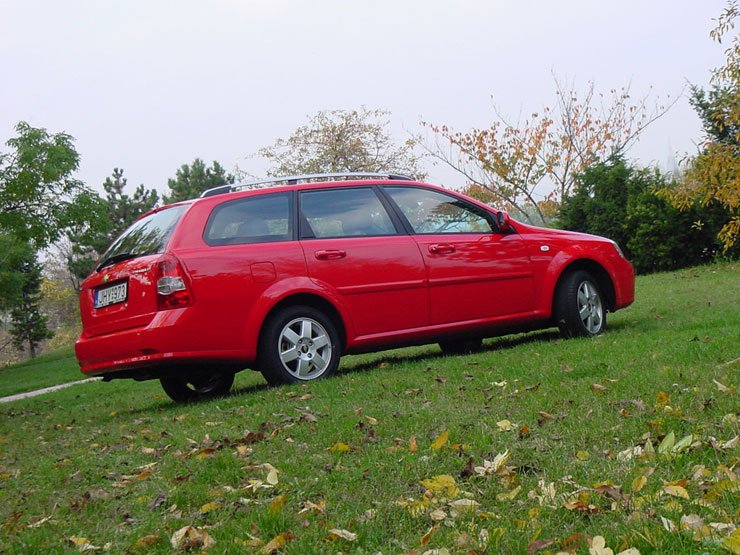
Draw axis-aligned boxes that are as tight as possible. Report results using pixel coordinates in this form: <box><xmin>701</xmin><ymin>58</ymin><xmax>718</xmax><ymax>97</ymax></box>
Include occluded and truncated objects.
<box><xmin>75</xmin><ymin>173</ymin><xmax>635</xmax><ymax>402</ymax></box>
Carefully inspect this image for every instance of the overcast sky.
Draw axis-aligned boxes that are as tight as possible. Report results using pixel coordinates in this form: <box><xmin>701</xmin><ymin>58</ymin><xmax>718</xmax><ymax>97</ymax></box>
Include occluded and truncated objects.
<box><xmin>0</xmin><ymin>0</ymin><xmax>732</xmax><ymax>195</ymax></box>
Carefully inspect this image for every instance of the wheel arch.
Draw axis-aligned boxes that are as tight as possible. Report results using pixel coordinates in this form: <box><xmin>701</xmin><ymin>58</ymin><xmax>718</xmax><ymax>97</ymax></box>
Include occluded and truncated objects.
<box><xmin>551</xmin><ymin>259</ymin><xmax>616</xmax><ymax>316</ymax></box>
<box><xmin>259</xmin><ymin>293</ymin><xmax>348</xmax><ymax>352</ymax></box>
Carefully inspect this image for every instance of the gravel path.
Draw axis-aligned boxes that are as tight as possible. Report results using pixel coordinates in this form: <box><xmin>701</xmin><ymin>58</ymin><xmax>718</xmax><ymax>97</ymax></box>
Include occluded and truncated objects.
<box><xmin>0</xmin><ymin>377</ymin><xmax>102</xmax><ymax>404</ymax></box>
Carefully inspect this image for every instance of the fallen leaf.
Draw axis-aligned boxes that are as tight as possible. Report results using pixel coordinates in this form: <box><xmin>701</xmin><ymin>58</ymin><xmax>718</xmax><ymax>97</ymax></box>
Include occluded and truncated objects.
<box><xmin>327</xmin><ymin>528</ymin><xmax>357</xmax><ymax>541</ymax></box>
<box><xmin>712</xmin><ymin>379</ymin><xmax>730</xmax><ymax>392</ymax></box>
<box><xmin>429</xmin><ymin>509</ymin><xmax>447</xmax><ymax>521</ymax></box>
<box><xmin>195</xmin><ymin>448</ymin><xmax>216</xmax><ymax>460</ymax></box>
<box><xmin>496</xmin><ymin>485</ymin><xmax>521</xmax><ymax>501</ymax></box>
<box><xmin>576</xmin><ymin>450</ymin><xmax>591</xmax><ymax>461</ymax></box>
<box><xmin>591</xmin><ymin>383</ymin><xmax>608</xmax><ymax>394</ymax></box>
<box><xmin>631</xmin><ymin>475</ymin><xmax>647</xmax><ymax>493</ymax></box>
<box><xmin>268</xmin><ymin>494</ymin><xmax>286</xmax><ymax>515</ymax></box>
<box><xmin>496</xmin><ymin>420</ymin><xmax>513</xmax><ymax>432</ymax></box>
<box><xmin>663</xmin><ymin>484</ymin><xmax>689</xmax><ymax>499</ymax></box>
<box><xmin>589</xmin><ymin>535</ymin><xmax>614</xmax><ymax>555</ymax></box>
<box><xmin>528</xmin><ymin>538</ymin><xmax>556</xmax><ymax>553</ymax></box>
<box><xmin>430</xmin><ymin>431</ymin><xmax>449</xmax><ymax>450</ymax></box>
<box><xmin>537</xmin><ymin>411</ymin><xmax>555</xmax><ymax>425</ymax></box>
<box><xmin>420</xmin><ymin>475</ymin><xmax>459</xmax><ymax>497</ymax></box>
<box><xmin>199</xmin><ymin>501</ymin><xmax>220</xmax><ymax>514</ymax></box>
<box><xmin>134</xmin><ymin>534</ymin><xmax>161</xmax><ymax>550</ymax></box>
<box><xmin>260</xmin><ymin>532</ymin><xmax>293</xmax><ymax>554</ymax></box>
<box><xmin>328</xmin><ymin>442</ymin><xmax>351</xmax><ymax>453</ymax></box>
<box><xmin>655</xmin><ymin>391</ymin><xmax>670</xmax><ymax>407</ymax></box>
<box><xmin>170</xmin><ymin>526</ymin><xmax>215</xmax><ymax>551</ymax></box>
<box><xmin>449</xmin><ymin>498</ymin><xmax>479</xmax><ymax>512</ymax></box>
<box><xmin>409</xmin><ymin>436</ymin><xmax>418</xmax><ymax>453</ymax></box>
<box><xmin>660</xmin><ymin>516</ymin><xmax>677</xmax><ymax>532</ymax></box>
<box><xmin>420</xmin><ymin>525</ymin><xmax>438</xmax><ymax>546</ymax></box>
<box><xmin>721</xmin><ymin>528</ymin><xmax>740</xmax><ymax>554</ymax></box>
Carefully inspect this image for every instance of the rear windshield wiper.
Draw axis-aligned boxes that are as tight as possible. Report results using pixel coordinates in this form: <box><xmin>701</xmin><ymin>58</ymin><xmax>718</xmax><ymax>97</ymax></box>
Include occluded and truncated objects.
<box><xmin>97</xmin><ymin>252</ymin><xmax>139</xmax><ymax>271</ymax></box>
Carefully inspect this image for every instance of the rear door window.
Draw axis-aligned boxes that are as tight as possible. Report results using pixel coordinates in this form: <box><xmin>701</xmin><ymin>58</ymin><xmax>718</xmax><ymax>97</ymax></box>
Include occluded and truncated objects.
<box><xmin>299</xmin><ymin>187</ymin><xmax>397</xmax><ymax>238</ymax></box>
<box><xmin>204</xmin><ymin>192</ymin><xmax>293</xmax><ymax>245</ymax></box>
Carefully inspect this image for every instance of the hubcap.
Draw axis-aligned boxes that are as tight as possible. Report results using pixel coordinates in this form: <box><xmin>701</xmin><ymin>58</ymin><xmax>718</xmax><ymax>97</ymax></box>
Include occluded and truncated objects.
<box><xmin>277</xmin><ymin>317</ymin><xmax>332</xmax><ymax>379</ymax></box>
<box><xmin>577</xmin><ymin>281</ymin><xmax>603</xmax><ymax>334</ymax></box>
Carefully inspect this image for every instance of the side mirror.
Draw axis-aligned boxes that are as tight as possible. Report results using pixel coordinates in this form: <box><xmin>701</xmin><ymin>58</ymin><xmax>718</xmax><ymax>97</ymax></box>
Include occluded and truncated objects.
<box><xmin>496</xmin><ymin>210</ymin><xmax>511</xmax><ymax>232</ymax></box>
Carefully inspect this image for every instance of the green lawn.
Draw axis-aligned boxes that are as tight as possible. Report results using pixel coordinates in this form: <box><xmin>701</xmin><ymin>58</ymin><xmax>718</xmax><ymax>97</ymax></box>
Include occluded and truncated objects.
<box><xmin>0</xmin><ymin>262</ymin><xmax>738</xmax><ymax>554</ymax></box>
<box><xmin>0</xmin><ymin>347</ymin><xmax>83</xmax><ymax>398</ymax></box>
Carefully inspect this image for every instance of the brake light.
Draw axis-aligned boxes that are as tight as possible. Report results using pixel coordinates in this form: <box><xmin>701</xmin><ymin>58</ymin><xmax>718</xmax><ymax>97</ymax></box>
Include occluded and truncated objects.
<box><xmin>154</xmin><ymin>254</ymin><xmax>192</xmax><ymax>310</ymax></box>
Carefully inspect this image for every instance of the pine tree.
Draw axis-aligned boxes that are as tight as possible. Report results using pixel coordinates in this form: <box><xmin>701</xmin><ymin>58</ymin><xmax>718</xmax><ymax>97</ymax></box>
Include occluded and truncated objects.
<box><xmin>9</xmin><ymin>252</ymin><xmax>52</xmax><ymax>358</ymax></box>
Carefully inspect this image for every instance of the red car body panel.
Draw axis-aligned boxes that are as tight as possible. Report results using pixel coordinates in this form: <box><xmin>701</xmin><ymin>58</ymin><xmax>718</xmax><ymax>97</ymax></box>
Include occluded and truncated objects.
<box><xmin>75</xmin><ymin>179</ymin><xmax>635</xmax><ymax>377</ymax></box>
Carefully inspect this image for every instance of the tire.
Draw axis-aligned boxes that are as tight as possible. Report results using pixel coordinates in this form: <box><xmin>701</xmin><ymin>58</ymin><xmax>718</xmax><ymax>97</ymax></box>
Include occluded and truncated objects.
<box><xmin>439</xmin><ymin>338</ymin><xmax>483</xmax><ymax>355</ymax></box>
<box><xmin>258</xmin><ymin>305</ymin><xmax>341</xmax><ymax>386</ymax></box>
<box><xmin>555</xmin><ymin>270</ymin><xmax>607</xmax><ymax>338</ymax></box>
<box><xmin>160</xmin><ymin>371</ymin><xmax>235</xmax><ymax>403</ymax></box>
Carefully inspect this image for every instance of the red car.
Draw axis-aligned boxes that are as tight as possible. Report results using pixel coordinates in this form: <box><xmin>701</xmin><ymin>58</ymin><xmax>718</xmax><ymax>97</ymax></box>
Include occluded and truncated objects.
<box><xmin>75</xmin><ymin>173</ymin><xmax>634</xmax><ymax>402</ymax></box>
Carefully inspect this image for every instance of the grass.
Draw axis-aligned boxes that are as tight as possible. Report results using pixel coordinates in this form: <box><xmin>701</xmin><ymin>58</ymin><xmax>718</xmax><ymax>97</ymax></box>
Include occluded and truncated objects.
<box><xmin>0</xmin><ymin>347</ymin><xmax>83</xmax><ymax>398</ymax></box>
<box><xmin>0</xmin><ymin>262</ymin><xmax>738</xmax><ymax>554</ymax></box>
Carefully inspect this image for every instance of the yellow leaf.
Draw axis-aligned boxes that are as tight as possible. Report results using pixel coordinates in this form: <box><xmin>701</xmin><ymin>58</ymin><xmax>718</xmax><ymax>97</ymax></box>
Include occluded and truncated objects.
<box><xmin>268</xmin><ymin>494</ymin><xmax>286</xmax><ymax>515</ymax></box>
<box><xmin>655</xmin><ymin>391</ymin><xmax>670</xmax><ymax>407</ymax></box>
<box><xmin>326</xmin><ymin>528</ymin><xmax>357</xmax><ymax>541</ymax></box>
<box><xmin>663</xmin><ymin>484</ymin><xmax>690</xmax><ymax>499</ymax></box>
<box><xmin>496</xmin><ymin>420</ymin><xmax>513</xmax><ymax>432</ymax></box>
<box><xmin>496</xmin><ymin>485</ymin><xmax>521</xmax><ymax>501</ymax></box>
<box><xmin>260</xmin><ymin>532</ymin><xmax>293</xmax><ymax>554</ymax></box>
<box><xmin>631</xmin><ymin>475</ymin><xmax>647</xmax><ymax>493</ymax></box>
<box><xmin>420</xmin><ymin>475</ymin><xmax>459</xmax><ymax>497</ymax></box>
<box><xmin>722</xmin><ymin>528</ymin><xmax>740</xmax><ymax>554</ymax></box>
<box><xmin>449</xmin><ymin>498</ymin><xmax>480</xmax><ymax>512</ymax></box>
<box><xmin>69</xmin><ymin>536</ymin><xmax>90</xmax><ymax>547</ymax></box>
<box><xmin>328</xmin><ymin>442</ymin><xmax>351</xmax><ymax>453</ymax></box>
<box><xmin>199</xmin><ymin>501</ymin><xmax>220</xmax><ymax>514</ymax></box>
<box><xmin>195</xmin><ymin>448</ymin><xmax>216</xmax><ymax>460</ymax></box>
<box><xmin>576</xmin><ymin>450</ymin><xmax>591</xmax><ymax>461</ymax></box>
<box><xmin>170</xmin><ymin>526</ymin><xmax>215</xmax><ymax>550</ymax></box>
<box><xmin>430</xmin><ymin>431</ymin><xmax>449</xmax><ymax>450</ymax></box>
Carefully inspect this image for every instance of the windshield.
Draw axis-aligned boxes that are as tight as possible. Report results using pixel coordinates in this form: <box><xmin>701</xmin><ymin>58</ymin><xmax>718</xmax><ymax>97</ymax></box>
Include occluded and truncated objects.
<box><xmin>97</xmin><ymin>205</ymin><xmax>188</xmax><ymax>271</ymax></box>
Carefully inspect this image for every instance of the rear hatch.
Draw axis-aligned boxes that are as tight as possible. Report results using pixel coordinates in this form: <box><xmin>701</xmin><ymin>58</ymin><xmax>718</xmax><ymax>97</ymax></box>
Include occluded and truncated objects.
<box><xmin>79</xmin><ymin>205</ymin><xmax>189</xmax><ymax>338</ymax></box>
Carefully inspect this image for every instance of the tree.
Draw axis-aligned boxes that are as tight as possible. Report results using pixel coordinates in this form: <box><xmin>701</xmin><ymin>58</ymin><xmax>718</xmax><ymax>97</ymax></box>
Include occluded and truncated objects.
<box><xmin>9</xmin><ymin>251</ymin><xmax>52</xmax><ymax>358</ymax></box>
<box><xmin>665</xmin><ymin>1</ymin><xmax>739</xmax><ymax>250</ymax></box>
<box><xmin>424</xmin><ymin>76</ymin><xmax>673</xmax><ymax>224</ymax></box>
<box><xmin>257</xmin><ymin>108</ymin><xmax>426</xmax><ymax>179</ymax></box>
<box><xmin>66</xmin><ymin>168</ymin><xmax>159</xmax><ymax>282</ymax></box>
<box><xmin>0</xmin><ymin>121</ymin><xmax>99</xmax><ymax>248</ymax></box>
<box><xmin>560</xmin><ymin>157</ymin><xmax>728</xmax><ymax>274</ymax></box>
<box><xmin>0</xmin><ymin>234</ymin><xmax>32</xmax><ymax>313</ymax></box>
<box><xmin>164</xmin><ymin>159</ymin><xmax>234</xmax><ymax>203</ymax></box>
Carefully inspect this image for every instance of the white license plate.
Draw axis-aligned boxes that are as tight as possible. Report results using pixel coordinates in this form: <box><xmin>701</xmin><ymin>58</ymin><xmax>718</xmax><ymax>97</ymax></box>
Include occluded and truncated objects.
<box><xmin>94</xmin><ymin>282</ymin><xmax>128</xmax><ymax>309</ymax></box>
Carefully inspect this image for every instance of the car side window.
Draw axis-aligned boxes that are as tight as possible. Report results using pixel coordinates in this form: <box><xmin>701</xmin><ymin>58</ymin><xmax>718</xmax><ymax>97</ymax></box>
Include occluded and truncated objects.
<box><xmin>204</xmin><ymin>192</ymin><xmax>292</xmax><ymax>245</ymax></box>
<box><xmin>299</xmin><ymin>188</ymin><xmax>397</xmax><ymax>239</ymax></box>
<box><xmin>384</xmin><ymin>187</ymin><xmax>493</xmax><ymax>234</ymax></box>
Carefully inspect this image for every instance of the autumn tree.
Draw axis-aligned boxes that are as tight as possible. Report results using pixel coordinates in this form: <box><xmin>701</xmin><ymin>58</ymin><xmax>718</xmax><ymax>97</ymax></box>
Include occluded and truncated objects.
<box><xmin>256</xmin><ymin>108</ymin><xmax>426</xmax><ymax>180</ymax></box>
<box><xmin>66</xmin><ymin>168</ymin><xmax>159</xmax><ymax>282</ymax></box>
<box><xmin>424</xmin><ymin>76</ymin><xmax>673</xmax><ymax>224</ymax></box>
<box><xmin>164</xmin><ymin>159</ymin><xmax>234</xmax><ymax>203</ymax></box>
<box><xmin>666</xmin><ymin>1</ymin><xmax>739</xmax><ymax>250</ymax></box>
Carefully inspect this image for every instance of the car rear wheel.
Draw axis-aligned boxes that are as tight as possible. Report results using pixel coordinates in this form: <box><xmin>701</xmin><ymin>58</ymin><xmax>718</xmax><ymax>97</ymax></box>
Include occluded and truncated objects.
<box><xmin>439</xmin><ymin>338</ymin><xmax>483</xmax><ymax>355</ymax></box>
<box><xmin>555</xmin><ymin>270</ymin><xmax>606</xmax><ymax>338</ymax></box>
<box><xmin>160</xmin><ymin>371</ymin><xmax>235</xmax><ymax>403</ymax></box>
<box><xmin>259</xmin><ymin>305</ymin><xmax>341</xmax><ymax>386</ymax></box>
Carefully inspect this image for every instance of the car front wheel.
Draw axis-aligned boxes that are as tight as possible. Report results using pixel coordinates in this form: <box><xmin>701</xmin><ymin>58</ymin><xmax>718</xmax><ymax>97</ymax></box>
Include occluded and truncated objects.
<box><xmin>259</xmin><ymin>305</ymin><xmax>341</xmax><ymax>386</ymax></box>
<box><xmin>160</xmin><ymin>371</ymin><xmax>235</xmax><ymax>403</ymax></box>
<box><xmin>555</xmin><ymin>270</ymin><xmax>606</xmax><ymax>338</ymax></box>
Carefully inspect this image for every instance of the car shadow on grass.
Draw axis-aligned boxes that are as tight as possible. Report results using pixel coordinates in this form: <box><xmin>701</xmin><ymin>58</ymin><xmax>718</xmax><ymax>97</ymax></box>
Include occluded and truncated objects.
<box><xmin>340</xmin><ymin>328</ymin><xmax>565</xmax><ymax>376</ymax></box>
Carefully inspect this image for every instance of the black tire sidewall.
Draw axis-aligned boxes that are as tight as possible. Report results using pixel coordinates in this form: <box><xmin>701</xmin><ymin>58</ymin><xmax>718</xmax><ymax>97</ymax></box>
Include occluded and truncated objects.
<box><xmin>258</xmin><ymin>305</ymin><xmax>341</xmax><ymax>386</ymax></box>
<box><xmin>555</xmin><ymin>270</ymin><xmax>606</xmax><ymax>338</ymax></box>
<box><xmin>160</xmin><ymin>372</ymin><xmax>234</xmax><ymax>403</ymax></box>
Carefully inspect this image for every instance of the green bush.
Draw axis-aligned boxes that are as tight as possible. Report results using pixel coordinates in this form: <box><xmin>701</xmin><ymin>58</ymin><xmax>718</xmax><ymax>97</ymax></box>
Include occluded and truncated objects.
<box><xmin>559</xmin><ymin>157</ymin><xmax>732</xmax><ymax>274</ymax></box>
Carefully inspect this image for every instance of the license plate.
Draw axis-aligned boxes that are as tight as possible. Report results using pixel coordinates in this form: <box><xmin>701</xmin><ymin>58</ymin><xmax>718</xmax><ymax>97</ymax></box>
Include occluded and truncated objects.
<box><xmin>94</xmin><ymin>282</ymin><xmax>128</xmax><ymax>309</ymax></box>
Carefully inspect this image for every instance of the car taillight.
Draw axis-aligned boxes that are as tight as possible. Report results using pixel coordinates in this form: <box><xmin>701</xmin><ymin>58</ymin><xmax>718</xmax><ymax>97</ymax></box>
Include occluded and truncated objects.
<box><xmin>154</xmin><ymin>254</ymin><xmax>193</xmax><ymax>310</ymax></box>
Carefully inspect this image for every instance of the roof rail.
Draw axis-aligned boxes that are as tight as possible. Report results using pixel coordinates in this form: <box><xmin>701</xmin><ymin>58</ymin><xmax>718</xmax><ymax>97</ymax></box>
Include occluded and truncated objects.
<box><xmin>200</xmin><ymin>172</ymin><xmax>414</xmax><ymax>198</ymax></box>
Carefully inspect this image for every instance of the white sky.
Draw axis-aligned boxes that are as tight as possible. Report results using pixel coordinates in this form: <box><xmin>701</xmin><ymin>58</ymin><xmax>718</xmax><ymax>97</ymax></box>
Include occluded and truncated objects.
<box><xmin>0</xmin><ymin>0</ymin><xmax>732</xmax><ymax>195</ymax></box>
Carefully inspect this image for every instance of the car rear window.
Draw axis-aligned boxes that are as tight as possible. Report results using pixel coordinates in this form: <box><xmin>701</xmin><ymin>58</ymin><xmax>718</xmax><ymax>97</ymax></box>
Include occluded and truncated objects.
<box><xmin>97</xmin><ymin>205</ymin><xmax>188</xmax><ymax>270</ymax></box>
<box><xmin>204</xmin><ymin>192</ymin><xmax>292</xmax><ymax>246</ymax></box>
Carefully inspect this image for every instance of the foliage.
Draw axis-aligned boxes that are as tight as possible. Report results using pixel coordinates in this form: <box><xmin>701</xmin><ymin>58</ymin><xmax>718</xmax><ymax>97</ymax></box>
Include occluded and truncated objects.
<box><xmin>0</xmin><ymin>234</ymin><xmax>33</xmax><ymax>312</ymax></box>
<box><xmin>560</xmin><ymin>158</ymin><xmax>729</xmax><ymax>274</ymax></box>
<box><xmin>257</xmin><ymin>108</ymin><xmax>426</xmax><ymax>179</ymax></box>
<box><xmin>425</xmin><ymin>76</ymin><xmax>674</xmax><ymax>224</ymax></box>
<box><xmin>666</xmin><ymin>1</ymin><xmax>740</xmax><ymax>250</ymax></box>
<box><xmin>0</xmin><ymin>122</ymin><xmax>99</xmax><ymax>248</ymax></box>
<box><xmin>163</xmin><ymin>159</ymin><xmax>234</xmax><ymax>203</ymax></box>
<box><xmin>0</xmin><ymin>262</ymin><xmax>738</xmax><ymax>552</ymax></box>
<box><xmin>66</xmin><ymin>168</ymin><xmax>159</xmax><ymax>282</ymax></box>
<box><xmin>8</xmin><ymin>251</ymin><xmax>52</xmax><ymax>358</ymax></box>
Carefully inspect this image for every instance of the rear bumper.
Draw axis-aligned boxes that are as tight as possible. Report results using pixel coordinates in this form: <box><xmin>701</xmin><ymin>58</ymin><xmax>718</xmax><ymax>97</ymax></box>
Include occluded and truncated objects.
<box><xmin>75</xmin><ymin>308</ymin><xmax>250</xmax><ymax>376</ymax></box>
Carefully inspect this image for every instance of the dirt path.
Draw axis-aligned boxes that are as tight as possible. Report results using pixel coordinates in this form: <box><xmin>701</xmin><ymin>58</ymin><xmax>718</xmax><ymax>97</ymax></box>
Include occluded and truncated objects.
<box><xmin>0</xmin><ymin>377</ymin><xmax>102</xmax><ymax>404</ymax></box>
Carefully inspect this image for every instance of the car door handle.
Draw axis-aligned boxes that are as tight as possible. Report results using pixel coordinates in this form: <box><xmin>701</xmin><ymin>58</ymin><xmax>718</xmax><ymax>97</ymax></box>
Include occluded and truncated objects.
<box><xmin>315</xmin><ymin>249</ymin><xmax>347</xmax><ymax>260</ymax></box>
<box><xmin>428</xmin><ymin>244</ymin><xmax>456</xmax><ymax>255</ymax></box>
